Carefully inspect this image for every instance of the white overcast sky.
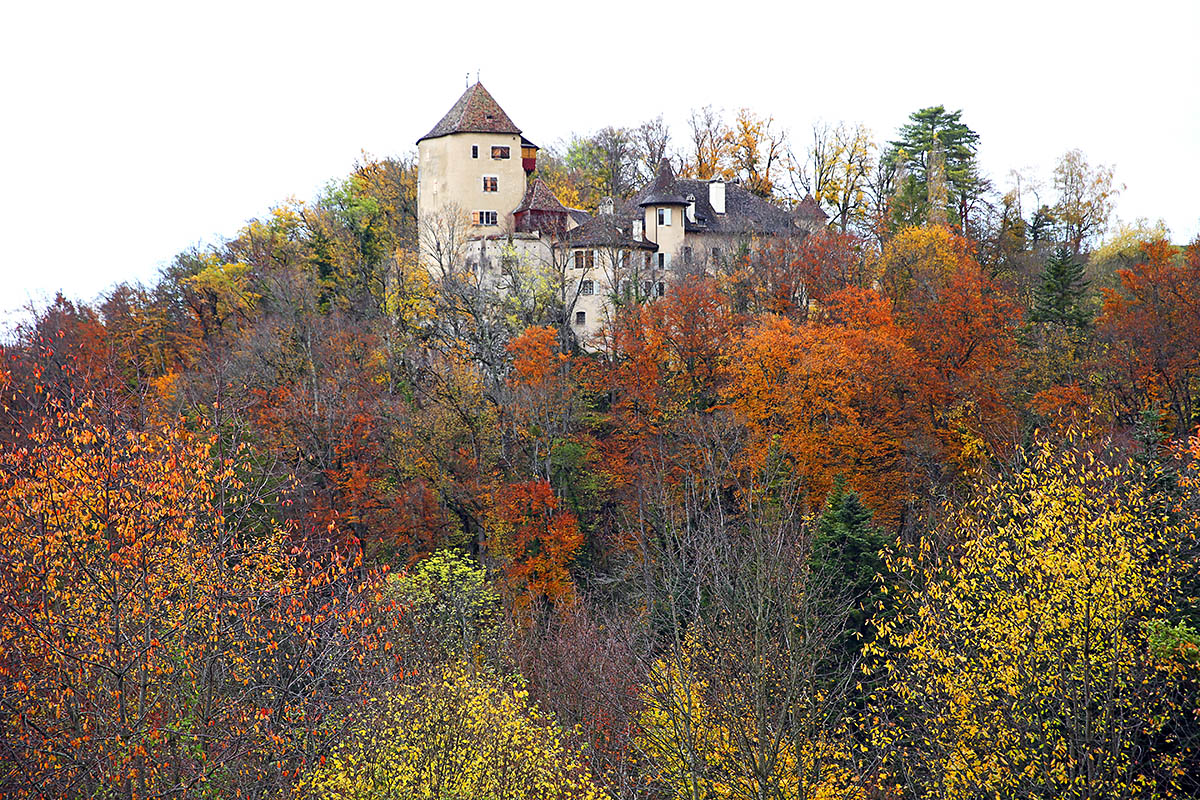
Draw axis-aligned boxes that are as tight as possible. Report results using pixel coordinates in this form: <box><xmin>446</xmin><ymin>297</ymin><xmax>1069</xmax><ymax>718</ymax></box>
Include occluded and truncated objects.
<box><xmin>1</xmin><ymin>0</ymin><xmax>1197</xmax><ymax>319</ymax></box>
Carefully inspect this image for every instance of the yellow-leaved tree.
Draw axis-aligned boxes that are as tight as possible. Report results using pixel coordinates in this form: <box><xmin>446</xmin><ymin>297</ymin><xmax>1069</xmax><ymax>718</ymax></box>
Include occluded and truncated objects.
<box><xmin>868</xmin><ymin>436</ymin><xmax>1199</xmax><ymax>799</ymax></box>
<box><xmin>298</xmin><ymin>661</ymin><xmax>605</xmax><ymax>800</ymax></box>
<box><xmin>638</xmin><ymin>638</ymin><xmax>861</xmax><ymax>800</ymax></box>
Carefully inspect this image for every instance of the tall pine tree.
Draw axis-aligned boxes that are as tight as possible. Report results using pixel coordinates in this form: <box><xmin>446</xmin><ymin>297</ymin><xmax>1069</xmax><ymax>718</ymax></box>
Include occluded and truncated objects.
<box><xmin>886</xmin><ymin>105</ymin><xmax>981</xmax><ymax>230</ymax></box>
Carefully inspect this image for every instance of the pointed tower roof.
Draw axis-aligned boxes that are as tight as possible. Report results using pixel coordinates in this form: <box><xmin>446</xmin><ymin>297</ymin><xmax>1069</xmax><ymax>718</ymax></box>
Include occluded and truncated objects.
<box><xmin>514</xmin><ymin>178</ymin><xmax>569</xmax><ymax>215</ymax></box>
<box><xmin>796</xmin><ymin>193</ymin><xmax>829</xmax><ymax>220</ymax></box>
<box><xmin>418</xmin><ymin>82</ymin><xmax>522</xmax><ymax>143</ymax></box>
<box><xmin>637</xmin><ymin>159</ymin><xmax>689</xmax><ymax>206</ymax></box>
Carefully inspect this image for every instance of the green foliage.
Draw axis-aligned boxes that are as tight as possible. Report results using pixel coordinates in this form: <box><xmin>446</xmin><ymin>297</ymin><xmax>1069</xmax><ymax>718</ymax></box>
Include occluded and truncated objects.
<box><xmin>389</xmin><ymin>549</ymin><xmax>500</xmax><ymax>663</ymax></box>
<box><xmin>810</xmin><ymin>478</ymin><xmax>889</xmax><ymax>661</ymax></box>
<box><xmin>886</xmin><ymin>105</ymin><xmax>981</xmax><ymax>229</ymax></box>
<box><xmin>1030</xmin><ymin>245</ymin><xmax>1091</xmax><ymax>329</ymax></box>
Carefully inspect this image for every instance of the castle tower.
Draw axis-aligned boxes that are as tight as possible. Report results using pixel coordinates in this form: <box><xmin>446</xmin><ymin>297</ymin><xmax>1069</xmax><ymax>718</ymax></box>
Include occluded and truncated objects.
<box><xmin>638</xmin><ymin>159</ymin><xmax>689</xmax><ymax>268</ymax></box>
<box><xmin>417</xmin><ymin>82</ymin><xmax>528</xmax><ymax>237</ymax></box>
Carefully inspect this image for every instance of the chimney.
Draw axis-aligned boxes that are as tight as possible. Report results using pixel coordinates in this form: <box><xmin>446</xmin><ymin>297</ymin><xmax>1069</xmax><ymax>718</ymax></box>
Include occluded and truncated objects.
<box><xmin>632</xmin><ymin>218</ymin><xmax>644</xmax><ymax>240</ymax></box>
<box><xmin>686</xmin><ymin>193</ymin><xmax>696</xmax><ymax>223</ymax></box>
<box><xmin>709</xmin><ymin>180</ymin><xmax>725</xmax><ymax>214</ymax></box>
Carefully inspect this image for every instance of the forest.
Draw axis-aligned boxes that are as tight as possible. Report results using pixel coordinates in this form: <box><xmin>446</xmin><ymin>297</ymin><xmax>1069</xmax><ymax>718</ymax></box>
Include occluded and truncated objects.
<box><xmin>1</xmin><ymin>103</ymin><xmax>1199</xmax><ymax>799</ymax></box>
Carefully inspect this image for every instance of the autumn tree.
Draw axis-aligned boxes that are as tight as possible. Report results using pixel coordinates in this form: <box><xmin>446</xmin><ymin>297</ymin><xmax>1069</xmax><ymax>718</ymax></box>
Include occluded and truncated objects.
<box><xmin>299</xmin><ymin>661</ymin><xmax>605</xmax><ymax>800</ymax></box>
<box><xmin>870</xmin><ymin>438</ymin><xmax>1200</xmax><ymax>799</ymax></box>
<box><xmin>803</xmin><ymin>121</ymin><xmax>876</xmax><ymax>233</ymax></box>
<box><xmin>633</xmin><ymin>457</ymin><xmax>873</xmax><ymax>800</ymax></box>
<box><xmin>720</xmin><ymin>303</ymin><xmax>918</xmax><ymax>525</ymax></box>
<box><xmin>729</xmin><ymin>108</ymin><xmax>788</xmax><ymax>198</ymax></box>
<box><xmin>487</xmin><ymin>479</ymin><xmax>583</xmax><ymax>621</ymax></box>
<box><xmin>683</xmin><ymin>105</ymin><xmax>733</xmax><ymax>180</ymax></box>
<box><xmin>0</xmin><ymin>389</ymin><xmax>399</xmax><ymax>799</ymax></box>
<box><xmin>1099</xmin><ymin>238</ymin><xmax>1200</xmax><ymax>435</ymax></box>
<box><xmin>1053</xmin><ymin>148</ymin><xmax>1120</xmax><ymax>254</ymax></box>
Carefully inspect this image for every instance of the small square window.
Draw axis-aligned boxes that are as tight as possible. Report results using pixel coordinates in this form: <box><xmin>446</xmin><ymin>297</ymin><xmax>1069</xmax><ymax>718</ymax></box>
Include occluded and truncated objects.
<box><xmin>575</xmin><ymin>310</ymin><xmax>586</xmax><ymax>326</ymax></box>
<box><xmin>483</xmin><ymin>176</ymin><xmax>498</xmax><ymax>192</ymax></box>
<box><xmin>581</xmin><ymin>280</ymin><xmax>595</xmax><ymax>296</ymax></box>
<box><xmin>491</xmin><ymin>146</ymin><xmax>510</xmax><ymax>159</ymax></box>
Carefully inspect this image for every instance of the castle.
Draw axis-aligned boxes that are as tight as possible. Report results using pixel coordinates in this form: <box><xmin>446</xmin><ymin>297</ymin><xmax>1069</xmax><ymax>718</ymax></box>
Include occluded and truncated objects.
<box><xmin>417</xmin><ymin>82</ymin><xmax>827</xmax><ymax>342</ymax></box>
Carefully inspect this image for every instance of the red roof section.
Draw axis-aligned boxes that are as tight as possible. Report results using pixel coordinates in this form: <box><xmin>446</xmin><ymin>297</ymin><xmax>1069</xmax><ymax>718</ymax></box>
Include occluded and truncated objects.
<box><xmin>514</xmin><ymin>179</ymin><xmax>569</xmax><ymax>214</ymax></box>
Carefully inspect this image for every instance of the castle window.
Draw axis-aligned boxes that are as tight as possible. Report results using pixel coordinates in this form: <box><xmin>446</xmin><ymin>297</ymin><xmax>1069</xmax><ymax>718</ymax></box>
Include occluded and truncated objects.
<box><xmin>474</xmin><ymin>211</ymin><xmax>498</xmax><ymax>226</ymax></box>
<box><xmin>657</xmin><ymin>208</ymin><xmax>672</xmax><ymax>226</ymax></box>
<box><xmin>654</xmin><ymin>281</ymin><xmax>665</xmax><ymax>297</ymax></box>
<box><xmin>580</xmin><ymin>280</ymin><xmax>595</xmax><ymax>296</ymax></box>
<box><xmin>575</xmin><ymin>310</ymin><xmax>586</xmax><ymax>326</ymax></box>
<box><xmin>657</xmin><ymin>252</ymin><xmax>670</xmax><ymax>269</ymax></box>
<box><xmin>491</xmin><ymin>146</ymin><xmax>510</xmax><ymax>159</ymax></box>
<box><xmin>483</xmin><ymin>176</ymin><xmax>498</xmax><ymax>192</ymax></box>
<box><xmin>574</xmin><ymin>250</ymin><xmax>594</xmax><ymax>270</ymax></box>
<box><xmin>471</xmin><ymin>145</ymin><xmax>479</xmax><ymax>159</ymax></box>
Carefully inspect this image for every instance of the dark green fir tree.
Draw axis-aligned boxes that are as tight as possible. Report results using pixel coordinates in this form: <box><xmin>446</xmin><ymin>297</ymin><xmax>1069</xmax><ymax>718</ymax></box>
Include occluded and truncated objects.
<box><xmin>810</xmin><ymin>478</ymin><xmax>889</xmax><ymax>680</ymax></box>
<box><xmin>1030</xmin><ymin>245</ymin><xmax>1091</xmax><ymax>329</ymax></box>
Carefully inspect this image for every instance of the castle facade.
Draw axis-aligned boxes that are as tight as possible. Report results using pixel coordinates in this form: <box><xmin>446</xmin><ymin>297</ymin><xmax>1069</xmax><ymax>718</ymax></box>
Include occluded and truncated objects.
<box><xmin>417</xmin><ymin>82</ymin><xmax>827</xmax><ymax>343</ymax></box>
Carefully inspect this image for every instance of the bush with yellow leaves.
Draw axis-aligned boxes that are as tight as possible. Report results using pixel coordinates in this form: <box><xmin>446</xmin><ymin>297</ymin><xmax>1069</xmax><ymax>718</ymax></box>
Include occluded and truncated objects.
<box><xmin>298</xmin><ymin>661</ymin><xmax>605</xmax><ymax>800</ymax></box>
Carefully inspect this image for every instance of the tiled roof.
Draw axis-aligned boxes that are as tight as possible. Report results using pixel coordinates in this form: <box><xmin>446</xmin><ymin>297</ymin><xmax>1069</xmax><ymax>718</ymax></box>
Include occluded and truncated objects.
<box><xmin>567</xmin><ymin>213</ymin><xmax>657</xmax><ymax>250</ymax></box>
<box><xmin>796</xmin><ymin>193</ymin><xmax>829</xmax><ymax>220</ymax></box>
<box><xmin>418</xmin><ymin>82</ymin><xmax>521</xmax><ymax>143</ymax></box>
<box><xmin>514</xmin><ymin>179</ymin><xmax>569</xmax><ymax>214</ymax></box>
<box><xmin>628</xmin><ymin>176</ymin><xmax>799</xmax><ymax>237</ymax></box>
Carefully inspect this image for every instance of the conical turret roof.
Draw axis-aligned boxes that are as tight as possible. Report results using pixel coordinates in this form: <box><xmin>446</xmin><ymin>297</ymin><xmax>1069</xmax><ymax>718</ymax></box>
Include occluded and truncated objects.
<box><xmin>637</xmin><ymin>159</ymin><xmax>690</xmax><ymax>206</ymax></box>
<box><xmin>418</xmin><ymin>82</ymin><xmax>521</xmax><ymax>143</ymax></box>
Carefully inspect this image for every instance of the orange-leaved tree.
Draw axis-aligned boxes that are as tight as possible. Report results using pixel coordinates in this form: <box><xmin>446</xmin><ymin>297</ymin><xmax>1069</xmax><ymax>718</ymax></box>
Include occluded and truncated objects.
<box><xmin>1099</xmin><ymin>237</ymin><xmax>1200</xmax><ymax>436</ymax></box>
<box><xmin>721</xmin><ymin>292</ymin><xmax>918</xmax><ymax>526</ymax></box>
<box><xmin>0</xmin><ymin>387</ymin><xmax>400</xmax><ymax>799</ymax></box>
<box><xmin>486</xmin><ymin>479</ymin><xmax>583</xmax><ymax>621</ymax></box>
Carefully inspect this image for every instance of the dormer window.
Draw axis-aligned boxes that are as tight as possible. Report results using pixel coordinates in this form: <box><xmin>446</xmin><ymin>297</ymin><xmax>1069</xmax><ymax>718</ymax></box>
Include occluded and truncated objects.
<box><xmin>657</xmin><ymin>208</ymin><xmax>672</xmax><ymax>226</ymax></box>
